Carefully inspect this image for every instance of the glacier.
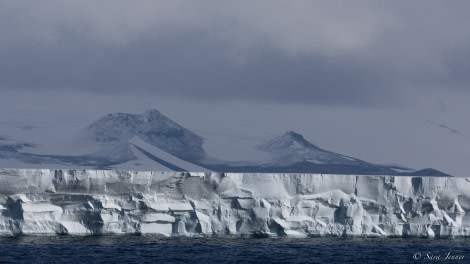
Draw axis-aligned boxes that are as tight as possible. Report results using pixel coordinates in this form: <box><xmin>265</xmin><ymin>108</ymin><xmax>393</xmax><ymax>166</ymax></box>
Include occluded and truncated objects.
<box><xmin>0</xmin><ymin>169</ymin><xmax>469</xmax><ymax>237</ymax></box>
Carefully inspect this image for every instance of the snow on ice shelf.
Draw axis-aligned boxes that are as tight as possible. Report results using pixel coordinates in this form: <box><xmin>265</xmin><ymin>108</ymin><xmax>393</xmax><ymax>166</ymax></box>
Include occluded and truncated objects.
<box><xmin>0</xmin><ymin>169</ymin><xmax>469</xmax><ymax>237</ymax></box>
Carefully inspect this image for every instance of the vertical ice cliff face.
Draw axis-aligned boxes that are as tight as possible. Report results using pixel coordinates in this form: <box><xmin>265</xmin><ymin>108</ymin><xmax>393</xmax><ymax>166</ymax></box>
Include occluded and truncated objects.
<box><xmin>0</xmin><ymin>169</ymin><xmax>468</xmax><ymax>237</ymax></box>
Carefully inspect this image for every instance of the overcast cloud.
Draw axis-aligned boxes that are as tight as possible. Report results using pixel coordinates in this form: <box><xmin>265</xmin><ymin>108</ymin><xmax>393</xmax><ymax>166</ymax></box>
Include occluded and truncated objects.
<box><xmin>1</xmin><ymin>1</ymin><xmax>470</xmax><ymax>176</ymax></box>
<box><xmin>1</xmin><ymin>1</ymin><xmax>470</xmax><ymax>106</ymax></box>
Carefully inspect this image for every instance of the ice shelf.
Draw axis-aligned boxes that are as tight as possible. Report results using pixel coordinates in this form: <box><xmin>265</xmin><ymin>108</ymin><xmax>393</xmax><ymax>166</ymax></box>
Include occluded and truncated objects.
<box><xmin>0</xmin><ymin>169</ymin><xmax>469</xmax><ymax>237</ymax></box>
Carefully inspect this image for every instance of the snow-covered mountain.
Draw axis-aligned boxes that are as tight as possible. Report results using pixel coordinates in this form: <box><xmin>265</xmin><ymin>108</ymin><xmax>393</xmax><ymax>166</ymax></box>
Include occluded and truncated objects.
<box><xmin>258</xmin><ymin>131</ymin><xmax>372</xmax><ymax>166</ymax></box>
<box><xmin>85</xmin><ymin>109</ymin><xmax>206</xmax><ymax>162</ymax></box>
<box><xmin>0</xmin><ymin>109</ymin><xmax>450</xmax><ymax>176</ymax></box>
<box><xmin>256</xmin><ymin>131</ymin><xmax>410</xmax><ymax>174</ymax></box>
<box><xmin>206</xmin><ymin>131</ymin><xmax>448</xmax><ymax>175</ymax></box>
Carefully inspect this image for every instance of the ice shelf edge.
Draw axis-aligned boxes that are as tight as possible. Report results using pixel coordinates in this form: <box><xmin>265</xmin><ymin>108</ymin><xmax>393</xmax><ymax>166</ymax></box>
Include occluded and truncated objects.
<box><xmin>0</xmin><ymin>169</ymin><xmax>469</xmax><ymax>237</ymax></box>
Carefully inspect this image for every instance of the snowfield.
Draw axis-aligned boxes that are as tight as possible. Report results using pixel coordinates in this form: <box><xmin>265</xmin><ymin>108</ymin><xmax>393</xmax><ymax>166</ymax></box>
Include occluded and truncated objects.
<box><xmin>0</xmin><ymin>169</ymin><xmax>468</xmax><ymax>237</ymax></box>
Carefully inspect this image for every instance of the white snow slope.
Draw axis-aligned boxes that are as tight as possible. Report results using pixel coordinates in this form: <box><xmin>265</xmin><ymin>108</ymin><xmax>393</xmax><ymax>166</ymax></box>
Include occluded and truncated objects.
<box><xmin>0</xmin><ymin>169</ymin><xmax>468</xmax><ymax>237</ymax></box>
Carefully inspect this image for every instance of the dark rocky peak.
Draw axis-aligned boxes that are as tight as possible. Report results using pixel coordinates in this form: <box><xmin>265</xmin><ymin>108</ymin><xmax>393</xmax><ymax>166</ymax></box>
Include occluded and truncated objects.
<box><xmin>85</xmin><ymin>109</ymin><xmax>206</xmax><ymax>162</ymax></box>
<box><xmin>257</xmin><ymin>131</ymin><xmax>321</xmax><ymax>152</ymax></box>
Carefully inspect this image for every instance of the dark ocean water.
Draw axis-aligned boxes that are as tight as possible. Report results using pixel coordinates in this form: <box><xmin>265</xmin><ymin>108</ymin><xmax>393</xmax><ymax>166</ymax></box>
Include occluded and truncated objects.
<box><xmin>0</xmin><ymin>236</ymin><xmax>469</xmax><ymax>264</ymax></box>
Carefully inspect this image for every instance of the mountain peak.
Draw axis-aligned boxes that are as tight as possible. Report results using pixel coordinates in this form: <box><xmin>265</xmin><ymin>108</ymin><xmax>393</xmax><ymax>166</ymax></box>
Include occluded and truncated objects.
<box><xmin>284</xmin><ymin>130</ymin><xmax>301</xmax><ymax>137</ymax></box>
<box><xmin>257</xmin><ymin>131</ymin><xmax>320</xmax><ymax>153</ymax></box>
<box><xmin>85</xmin><ymin>109</ymin><xmax>206</xmax><ymax>162</ymax></box>
<box><xmin>256</xmin><ymin>131</ymin><xmax>378</xmax><ymax>168</ymax></box>
<box><xmin>0</xmin><ymin>110</ymin><xmax>452</xmax><ymax>176</ymax></box>
<box><xmin>281</xmin><ymin>131</ymin><xmax>318</xmax><ymax>147</ymax></box>
<box><xmin>282</xmin><ymin>131</ymin><xmax>309</xmax><ymax>143</ymax></box>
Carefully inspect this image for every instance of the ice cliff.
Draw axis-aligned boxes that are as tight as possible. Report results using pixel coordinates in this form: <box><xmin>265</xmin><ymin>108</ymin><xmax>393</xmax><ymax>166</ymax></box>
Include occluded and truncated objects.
<box><xmin>0</xmin><ymin>169</ymin><xmax>469</xmax><ymax>237</ymax></box>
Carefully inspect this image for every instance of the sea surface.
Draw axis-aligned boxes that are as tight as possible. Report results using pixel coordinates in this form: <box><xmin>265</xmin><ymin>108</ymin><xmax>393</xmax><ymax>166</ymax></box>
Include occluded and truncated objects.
<box><xmin>0</xmin><ymin>236</ymin><xmax>469</xmax><ymax>264</ymax></box>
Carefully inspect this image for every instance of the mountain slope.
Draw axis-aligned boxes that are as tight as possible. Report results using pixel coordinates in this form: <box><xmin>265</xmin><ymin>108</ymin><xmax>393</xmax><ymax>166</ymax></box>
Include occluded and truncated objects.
<box><xmin>257</xmin><ymin>131</ymin><xmax>374</xmax><ymax>166</ymax></box>
<box><xmin>0</xmin><ymin>110</ymin><xmax>451</xmax><ymax>176</ymax></box>
<box><xmin>203</xmin><ymin>131</ymin><xmax>449</xmax><ymax>176</ymax></box>
<box><xmin>85</xmin><ymin>109</ymin><xmax>206</xmax><ymax>162</ymax></box>
<box><xmin>0</xmin><ymin>110</ymin><xmax>210</xmax><ymax>171</ymax></box>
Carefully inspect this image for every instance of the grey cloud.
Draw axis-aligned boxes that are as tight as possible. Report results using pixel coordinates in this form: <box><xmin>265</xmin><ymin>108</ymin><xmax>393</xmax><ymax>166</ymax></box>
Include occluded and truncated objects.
<box><xmin>0</xmin><ymin>30</ymin><xmax>401</xmax><ymax>106</ymax></box>
<box><xmin>1</xmin><ymin>1</ymin><xmax>470</xmax><ymax>106</ymax></box>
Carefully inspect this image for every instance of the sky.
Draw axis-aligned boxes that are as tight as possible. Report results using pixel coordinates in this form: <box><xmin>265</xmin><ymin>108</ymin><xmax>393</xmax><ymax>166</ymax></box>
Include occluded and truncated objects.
<box><xmin>1</xmin><ymin>1</ymin><xmax>470</xmax><ymax>176</ymax></box>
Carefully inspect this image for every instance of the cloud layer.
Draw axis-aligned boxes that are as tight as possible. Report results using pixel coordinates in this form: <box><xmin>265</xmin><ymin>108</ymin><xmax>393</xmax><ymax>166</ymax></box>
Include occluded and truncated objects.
<box><xmin>1</xmin><ymin>1</ymin><xmax>470</xmax><ymax>106</ymax></box>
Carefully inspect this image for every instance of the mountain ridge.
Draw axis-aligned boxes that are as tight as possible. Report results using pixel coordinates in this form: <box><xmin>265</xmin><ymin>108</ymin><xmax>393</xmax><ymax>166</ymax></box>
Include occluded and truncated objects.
<box><xmin>0</xmin><ymin>109</ymin><xmax>451</xmax><ymax>176</ymax></box>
